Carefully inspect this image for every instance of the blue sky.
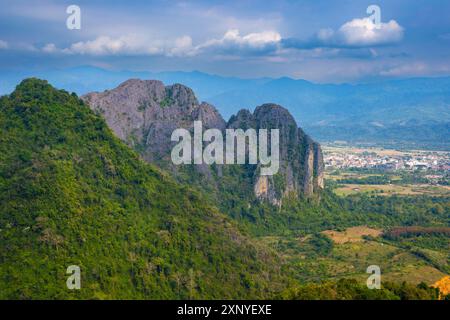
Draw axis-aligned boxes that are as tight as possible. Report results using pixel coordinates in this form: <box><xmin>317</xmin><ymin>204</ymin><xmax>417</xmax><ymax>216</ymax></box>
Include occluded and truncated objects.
<box><xmin>0</xmin><ymin>0</ymin><xmax>449</xmax><ymax>82</ymax></box>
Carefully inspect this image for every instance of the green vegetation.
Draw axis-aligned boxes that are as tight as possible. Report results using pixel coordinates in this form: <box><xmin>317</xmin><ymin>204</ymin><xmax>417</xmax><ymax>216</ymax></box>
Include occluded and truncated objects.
<box><xmin>137</xmin><ymin>104</ymin><xmax>147</xmax><ymax>112</ymax></box>
<box><xmin>278</xmin><ymin>279</ymin><xmax>443</xmax><ymax>300</ymax></box>
<box><xmin>217</xmin><ymin>190</ymin><xmax>449</xmax><ymax>237</ymax></box>
<box><xmin>355</xmin><ymin>170</ymin><xmax>449</xmax><ymax>187</ymax></box>
<box><xmin>160</xmin><ymin>88</ymin><xmax>175</xmax><ymax>108</ymax></box>
<box><xmin>0</xmin><ymin>78</ymin><xmax>448</xmax><ymax>300</ymax></box>
<box><xmin>0</xmin><ymin>79</ymin><xmax>283</xmax><ymax>299</ymax></box>
<box><xmin>337</xmin><ymin>174</ymin><xmax>391</xmax><ymax>185</ymax></box>
<box><xmin>326</xmin><ymin>168</ymin><xmax>450</xmax><ymax>197</ymax></box>
<box><xmin>160</xmin><ymin>97</ymin><xmax>174</xmax><ymax>108</ymax></box>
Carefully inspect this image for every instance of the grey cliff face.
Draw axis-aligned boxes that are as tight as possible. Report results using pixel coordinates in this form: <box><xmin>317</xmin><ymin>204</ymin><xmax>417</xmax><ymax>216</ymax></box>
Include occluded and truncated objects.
<box><xmin>82</xmin><ymin>79</ymin><xmax>324</xmax><ymax>204</ymax></box>
<box><xmin>82</xmin><ymin>79</ymin><xmax>225</xmax><ymax>163</ymax></box>
<box><xmin>228</xmin><ymin>103</ymin><xmax>324</xmax><ymax>204</ymax></box>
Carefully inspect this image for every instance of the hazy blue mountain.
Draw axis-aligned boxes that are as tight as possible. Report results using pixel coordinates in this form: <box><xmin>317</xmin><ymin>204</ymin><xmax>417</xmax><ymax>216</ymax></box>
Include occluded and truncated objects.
<box><xmin>0</xmin><ymin>66</ymin><xmax>268</xmax><ymax>101</ymax></box>
<box><xmin>1</xmin><ymin>66</ymin><xmax>449</xmax><ymax>146</ymax></box>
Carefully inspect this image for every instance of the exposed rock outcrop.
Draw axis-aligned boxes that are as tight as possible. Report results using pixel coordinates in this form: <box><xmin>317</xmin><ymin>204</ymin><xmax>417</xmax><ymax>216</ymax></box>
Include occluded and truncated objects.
<box><xmin>83</xmin><ymin>79</ymin><xmax>225</xmax><ymax>164</ymax></box>
<box><xmin>228</xmin><ymin>103</ymin><xmax>324</xmax><ymax>204</ymax></box>
<box><xmin>82</xmin><ymin>79</ymin><xmax>324</xmax><ymax>205</ymax></box>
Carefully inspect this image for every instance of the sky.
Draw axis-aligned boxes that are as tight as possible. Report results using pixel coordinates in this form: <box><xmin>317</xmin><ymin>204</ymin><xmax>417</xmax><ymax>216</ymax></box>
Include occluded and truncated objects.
<box><xmin>0</xmin><ymin>0</ymin><xmax>450</xmax><ymax>83</ymax></box>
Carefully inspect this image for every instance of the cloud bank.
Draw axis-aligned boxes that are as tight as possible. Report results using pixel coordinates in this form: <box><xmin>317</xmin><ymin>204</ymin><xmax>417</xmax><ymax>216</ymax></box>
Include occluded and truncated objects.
<box><xmin>338</xmin><ymin>18</ymin><xmax>403</xmax><ymax>46</ymax></box>
<box><xmin>283</xmin><ymin>17</ymin><xmax>403</xmax><ymax>50</ymax></box>
<box><xmin>35</xmin><ymin>15</ymin><xmax>402</xmax><ymax>58</ymax></box>
<box><xmin>38</xmin><ymin>29</ymin><xmax>282</xmax><ymax>58</ymax></box>
<box><xmin>198</xmin><ymin>29</ymin><xmax>281</xmax><ymax>55</ymax></box>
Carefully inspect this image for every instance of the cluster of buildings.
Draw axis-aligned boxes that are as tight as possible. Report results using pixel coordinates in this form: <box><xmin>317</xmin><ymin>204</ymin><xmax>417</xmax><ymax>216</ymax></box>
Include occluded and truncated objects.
<box><xmin>324</xmin><ymin>150</ymin><xmax>450</xmax><ymax>172</ymax></box>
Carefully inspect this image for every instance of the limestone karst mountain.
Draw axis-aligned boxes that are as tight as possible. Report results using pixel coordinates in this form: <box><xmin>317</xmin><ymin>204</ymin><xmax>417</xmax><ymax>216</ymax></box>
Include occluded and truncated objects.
<box><xmin>0</xmin><ymin>78</ymin><xmax>283</xmax><ymax>299</ymax></box>
<box><xmin>1</xmin><ymin>78</ymin><xmax>447</xmax><ymax>300</ymax></box>
<box><xmin>228</xmin><ymin>103</ymin><xmax>324</xmax><ymax>203</ymax></box>
<box><xmin>82</xmin><ymin>79</ymin><xmax>324</xmax><ymax>206</ymax></box>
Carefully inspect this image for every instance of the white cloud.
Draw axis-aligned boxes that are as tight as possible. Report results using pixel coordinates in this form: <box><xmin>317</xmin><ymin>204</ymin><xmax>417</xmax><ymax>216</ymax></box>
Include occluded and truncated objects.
<box><xmin>39</xmin><ymin>29</ymin><xmax>282</xmax><ymax>58</ymax></box>
<box><xmin>0</xmin><ymin>40</ymin><xmax>8</xmax><ymax>49</ymax></box>
<box><xmin>38</xmin><ymin>35</ymin><xmax>179</xmax><ymax>56</ymax></box>
<box><xmin>199</xmin><ymin>29</ymin><xmax>281</xmax><ymax>54</ymax></box>
<box><xmin>42</xmin><ymin>43</ymin><xmax>57</xmax><ymax>53</ymax></box>
<box><xmin>41</xmin><ymin>34</ymin><xmax>167</xmax><ymax>56</ymax></box>
<box><xmin>378</xmin><ymin>62</ymin><xmax>450</xmax><ymax>78</ymax></box>
<box><xmin>63</xmin><ymin>35</ymin><xmax>164</xmax><ymax>56</ymax></box>
<box><xmin>284</xmin><ymin>17</ymin><xmax>404</xmax><ymax>50</ymax></box>
<box><xmin>337</xmin><ymin>17</ymin><xmax>403</xmax><ymax>46</ymax></box>
<box><xmin>379</xmin><ymin>63</ymin><xmax>428</xmax><ymax>77</ymax></box>
<box><xmin>167</xmin><ymin>36</ymin><xmax>196</xmax><ymax>57</ymax></box>
<box><xmin>28</xmin><ymin>16</ymin><xmax>402</xmax><ymax>60</ymax></box>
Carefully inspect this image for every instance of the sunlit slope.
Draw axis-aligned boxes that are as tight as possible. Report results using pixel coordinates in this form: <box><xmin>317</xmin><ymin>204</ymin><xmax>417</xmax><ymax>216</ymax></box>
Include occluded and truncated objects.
<box><xmin>0</xmin><ymin>79</ymin><xmax>282</xmax><ymax>299</ymax></box>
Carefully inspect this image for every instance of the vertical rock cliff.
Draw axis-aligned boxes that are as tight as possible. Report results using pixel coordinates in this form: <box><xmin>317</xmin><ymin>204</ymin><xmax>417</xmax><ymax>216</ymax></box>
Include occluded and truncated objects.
<box><xmin>82</xmin><ymin>80</ymin><xmax>324</xmax><ymax>205</ymax></box>
<box><xmin>228</xmin><ymin>103</ymin><xmax>324</xmax><ymax>205</ymax></box>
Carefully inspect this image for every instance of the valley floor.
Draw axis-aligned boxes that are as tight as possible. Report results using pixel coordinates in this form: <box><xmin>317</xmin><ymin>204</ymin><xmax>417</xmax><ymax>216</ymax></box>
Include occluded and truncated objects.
<box><xmin>258</xmin><ymin>225</ymin><xmax>449</xmax><ymax>287</ymax></box>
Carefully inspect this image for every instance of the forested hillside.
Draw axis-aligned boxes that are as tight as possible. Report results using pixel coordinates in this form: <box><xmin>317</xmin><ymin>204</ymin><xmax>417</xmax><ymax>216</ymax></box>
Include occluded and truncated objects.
<box><xmin>0</xmin><ymin>79</ymin><xmax>448</xmax><ymax>300</ymax></box>
<box><xmin>0</xmin><ymin>79</ymin><xmax>283</xmax><ymax>299</ymax></box>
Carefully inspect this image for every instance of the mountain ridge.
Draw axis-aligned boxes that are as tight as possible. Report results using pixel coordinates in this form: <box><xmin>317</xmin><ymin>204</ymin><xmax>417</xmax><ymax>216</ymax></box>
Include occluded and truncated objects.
<box><xmin>82</xmin><ymin>79</ymin><xmax>324</xmax><ymax>205</ymax></box>
<box><xmin>1</xmin><ymin>78</ymin><xmax>448</xmax><ymax>300</ymax></box>
<box><xmin>0</xmin><ymin>78</ymin><xmax>284</xmax><ymax>299</ymax></box>
<box><xmin>2</xmin><ymin>67</ymin><xmax>448</xmax><ymax>146</ymax></box>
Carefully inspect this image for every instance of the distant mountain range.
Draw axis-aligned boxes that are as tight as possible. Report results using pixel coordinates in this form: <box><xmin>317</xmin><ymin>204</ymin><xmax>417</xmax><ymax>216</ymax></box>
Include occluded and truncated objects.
<box><xmin>1</xmin><ymin>66</ymin><xmax>449</xmax><ymax>147</ymax></box>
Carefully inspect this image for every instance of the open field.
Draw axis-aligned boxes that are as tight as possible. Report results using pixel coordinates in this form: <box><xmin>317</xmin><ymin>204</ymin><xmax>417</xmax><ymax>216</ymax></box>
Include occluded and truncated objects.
<box><xmin>257</xmin><ymin>226</ymin><xmax>449</xmax><ymax>286</ymax></box>
<box><xmin>322</xmin><ymin>226</ymin><xmax>382</xmax><ymax>244</ymax></box>
<box><xmin>328</xmin><ymin>241</ymin><xmax>447</xmax><ymax>284</ymax></box>
<box><xmin>325</xmin><ymin>172</ymin><xmax>402</xmax><ymax>181</ymax></box>
<box><xmin>333</xmin><ymin>183</ymin><xmax>450</xmax><ymax>197</ymax></box>
<box><xmin>322</xmin><ymin>144</ymin><xmax>450</xmax><ymax>157</ymax></box>
<box><xmin>323</xmin><ymin>145</ymin><xmax>406</xmax><ymax>156</ymax></box>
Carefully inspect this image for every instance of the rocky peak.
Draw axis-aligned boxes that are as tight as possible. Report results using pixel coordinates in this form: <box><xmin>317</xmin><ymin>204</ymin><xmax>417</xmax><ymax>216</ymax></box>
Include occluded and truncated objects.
<box><xmin>164</xmin><ymin>83</ymin><xmax>199</xmax><ymax>108</ymax></box>
<box><xmin>81</xmin><ymin>79</ymin><xmax>225</xmax><ymax>162</ymax></box>
<box><xmin>82</xmin><ymin>79</ymin><xmax>324</xmax><ymax>205</ymax></box>
<box><xmin>254</xmin><ymin>103</ymin><xmax>295</xmax><ymax>123</ymax></box>
<box><xmin>193</xmin><ymin>102</ymin><xmax>226</xmax><ymax>130</ymax></box>
<box><xmin>227</xmin><ymin>109</ymin><xmax>255</xmax><ymax>129</ymax></box>
<box><xmin>229</xmin><ymin>103</ymin><xmax>324</xmax><ymax>204</ymax></box>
